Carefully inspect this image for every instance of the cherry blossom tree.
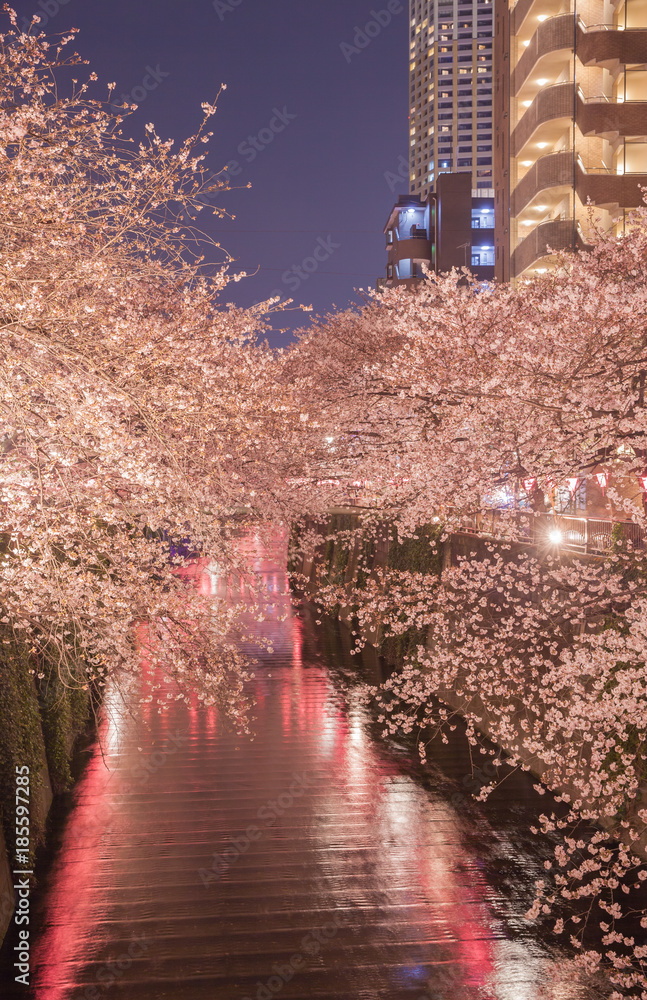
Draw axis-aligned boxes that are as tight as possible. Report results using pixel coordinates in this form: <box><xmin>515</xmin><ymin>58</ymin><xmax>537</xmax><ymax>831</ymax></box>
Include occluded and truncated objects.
<box><xmin>282</xmin><ymin>209</ymin><xmax>647</xmax><ymax>997</ymax></box>
<box><xmin>0</xmin><ymin>12</ymin><xmax>301</xmax><ymax>725</ymax></box>
<box><xmin>4</xmin><ymin>7</ymin><xmax>647</xmax><ymax>992</ymax></box>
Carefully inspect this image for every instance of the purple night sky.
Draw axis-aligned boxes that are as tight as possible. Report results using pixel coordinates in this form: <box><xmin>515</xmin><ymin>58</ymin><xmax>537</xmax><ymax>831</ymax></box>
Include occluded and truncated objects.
<box><xmin>12</xmin><ymin>0</ymin><xmax>409</xmax><ymax>346</ymax></box>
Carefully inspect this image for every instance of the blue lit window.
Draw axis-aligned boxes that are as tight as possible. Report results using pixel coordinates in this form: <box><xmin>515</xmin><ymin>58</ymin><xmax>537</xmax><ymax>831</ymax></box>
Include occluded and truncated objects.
<box><xmin>472</xmin><ymin>208</ymin><xmax>494</xmax><ymax>228</ymax></box>
<box><xmin>472</xmin><ymin>246</ymin><xmax>494</xmax><ymax>266</ymax></box>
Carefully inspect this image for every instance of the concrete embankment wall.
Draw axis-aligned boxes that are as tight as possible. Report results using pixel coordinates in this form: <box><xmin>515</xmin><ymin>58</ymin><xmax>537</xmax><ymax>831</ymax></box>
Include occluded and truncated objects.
<box><xmin>290</xmin><ymin>511</ymin><xmax>647</xmax><ymax>854</ymax></box>
<box><xmin>0</xmin><ymin>637</ymin><xmax>91</xmax><ymax>946</ymax></box>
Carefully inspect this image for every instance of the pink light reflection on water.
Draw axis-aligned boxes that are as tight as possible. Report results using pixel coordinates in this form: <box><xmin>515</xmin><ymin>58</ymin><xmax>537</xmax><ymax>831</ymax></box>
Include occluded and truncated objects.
<box><xmin>28</xmin><ymin>529</ymin><xmax>592</xmax><ymax>1000</ymax></box>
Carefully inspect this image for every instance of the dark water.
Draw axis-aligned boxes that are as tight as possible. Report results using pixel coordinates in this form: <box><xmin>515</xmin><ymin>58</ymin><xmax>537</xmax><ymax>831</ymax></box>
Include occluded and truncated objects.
<box><xmin>2</xmin><ymin>532</ymin><xmax>601</xmax><ymax>999</ymax></box>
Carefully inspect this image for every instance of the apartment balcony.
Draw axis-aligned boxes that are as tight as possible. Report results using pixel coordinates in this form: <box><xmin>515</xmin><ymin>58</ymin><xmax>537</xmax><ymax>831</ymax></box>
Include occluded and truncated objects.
<box><xmin>392</xmin><ymin>237</ymin><xmax>432</xmax><ymax>261</ymax></box>
<box><xmin>579</xmin><ymin>93</ymin><xmax>647</xmax><ymax>136</ymax></box>
<box><xmin>512</xmin><ymin>83</ymin><xmax>573</xmax><ymax>156</ymax></box>
<box><xmin>512</xmin><ymin>150</ymin><xmax>647</xmax><ymax>214</ymax></box>
<box><xmin>512</xmin><ymin>151</ymin><xmax>574</xmax><ymax>214</ymax></box>
<box><xmin>580</xmin><ymin>167</ymin><xmax>647</xmax><ymax>204</ymax></box>
<box><xmin>511</xmin><ymin>0</ymin><xmax>566</xmax><ymax>36</ymax></box>
<box><xmin>511</xmin><ymin>217</ymin><xmax>589</xmax><ymax>275</ymax></box>
<box><xmin>512</xmin><ymin>14</ymin><xmax>574</xmax><ymax>96</ymax></box>
<box><xmin>578</xmin><ymin>24</ymin><xmax>647</xmax><ymax>66</ymax></box>
<box><xmin>512</xmin><ymin>84</ymin><xmax>647</xmax><ymax>157</ymax></box>
<box><xmin>513</xmin><ymin>17</ymin><xmax>647</xmax><ymax>95</ymax></box>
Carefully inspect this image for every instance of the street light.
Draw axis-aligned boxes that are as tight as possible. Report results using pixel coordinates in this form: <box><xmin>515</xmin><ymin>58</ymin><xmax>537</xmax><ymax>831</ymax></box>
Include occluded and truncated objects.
<box><xmin>549</xmin><ymin>529</ymin><xmax>563</xmax><ymax>545</ymax></box>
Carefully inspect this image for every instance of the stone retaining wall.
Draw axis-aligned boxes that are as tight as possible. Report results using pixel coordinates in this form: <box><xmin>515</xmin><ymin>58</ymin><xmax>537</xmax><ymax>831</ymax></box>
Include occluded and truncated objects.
<box><xmin>290</xmin><ymin>512</ymin><xmax>647</xmax><ymax>855</ymax></box>
<box><xmin>0</xmin><ymin>645</ymin><xmax>90</xmax><ymax>947</ymax></box>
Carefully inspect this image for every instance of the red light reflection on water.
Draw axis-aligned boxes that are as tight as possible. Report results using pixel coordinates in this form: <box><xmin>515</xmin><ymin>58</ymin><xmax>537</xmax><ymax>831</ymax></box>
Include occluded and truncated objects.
<box><xmin>32</xmin><ymin>717</ymin><xmax>120</xmax><ymax>999</ymax></box>
<box><xmin>30</xmin><ymin>529</ymin><xmax>571</xmax><ymax>1000</ymax></box>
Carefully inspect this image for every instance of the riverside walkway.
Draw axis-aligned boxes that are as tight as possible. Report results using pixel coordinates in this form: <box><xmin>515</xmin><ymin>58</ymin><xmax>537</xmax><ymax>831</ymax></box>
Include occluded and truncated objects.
<box><xmin>6</xmin><ymin>533</ymin><xmax>597</xmax><ymax>1000</ymax></box>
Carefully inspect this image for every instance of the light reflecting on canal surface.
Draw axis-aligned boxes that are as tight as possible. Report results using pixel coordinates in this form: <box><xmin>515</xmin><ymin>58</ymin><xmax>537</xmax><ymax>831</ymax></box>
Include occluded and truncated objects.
<box><xmin>3</xmin><ymin>531</ymin><xmax>603</xmax><ymax>999</ymax></box>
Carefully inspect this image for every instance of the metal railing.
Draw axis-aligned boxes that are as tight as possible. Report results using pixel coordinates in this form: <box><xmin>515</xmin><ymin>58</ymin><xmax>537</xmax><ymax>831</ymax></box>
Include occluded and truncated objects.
<box><xmin>581</xmin><ymin>163</ymin><xmax>647</xmax><ymax>174</ymax></box>
<box><xmin>577</xmin><ymin>87</ymin><xmax>644</xmax><ymax>104</ymax></box>
<box><xmin>458</xmin><ymin>510</ymin><xmax>644</xmax><ymax>553</ymax></box>
<box><xmin>578</xmin><ymin>20</ymin><xmax>646</xmax><ymax>31</ymax></box>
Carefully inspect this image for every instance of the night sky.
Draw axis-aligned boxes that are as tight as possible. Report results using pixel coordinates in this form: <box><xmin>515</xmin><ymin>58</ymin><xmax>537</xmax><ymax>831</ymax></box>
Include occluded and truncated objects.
<box><xmin>12</xmin><ymin>0</ymin><xmax>409</xmax><ymax>346</ymax></box>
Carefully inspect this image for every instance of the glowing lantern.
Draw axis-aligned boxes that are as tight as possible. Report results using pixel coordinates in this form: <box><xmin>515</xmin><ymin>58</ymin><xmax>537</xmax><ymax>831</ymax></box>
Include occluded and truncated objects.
<box><xmin>522</xmin><ymin>477</ymin><xmax>537</xmax><ymax>493</ymax></box>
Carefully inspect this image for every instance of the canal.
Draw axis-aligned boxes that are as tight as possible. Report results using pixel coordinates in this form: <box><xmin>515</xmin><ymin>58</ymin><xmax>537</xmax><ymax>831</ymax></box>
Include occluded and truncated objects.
<box><xmin>2</xmin><ymin>532</ymin><xmax>602</xmax><ymax>999</ymax></box>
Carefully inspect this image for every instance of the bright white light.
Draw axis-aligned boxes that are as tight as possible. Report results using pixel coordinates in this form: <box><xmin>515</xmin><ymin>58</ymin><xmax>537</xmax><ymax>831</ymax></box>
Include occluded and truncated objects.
<box><xmin>523</xmin><ymin>39</ymin><xmax>531</xmax><ymax>45</ymax></box>
<box><xmin>536</xmin><ymin>267</ymin><xmax>548</xmax><ymax>273</ymax></box>
<box><xmin>537</xmin><ymin>13</ymin><xmax>548</xmax><ymax>20</ymax></box>
<box><xmin>522</xmin><ymin>100</ymin><xmax>532</xmax><ymax>107</ymax></box>
<box><xmin>521</xmin><ymin>159</ymin><xmax>533</xmax><ymax>166</ymax></box>
<box><xmin>549</xmin><ymin>529</ymin><xmax>563</xmax><ymax>545</ymax></box>
<box><xmin>536</xmin><ymin>204</ymin><xmax>547</xmax><ymax>210</ymax></box>
<box><xmin>537</xmin><ymin>78</ymin><xmax>548</xmax><ymax>86</ymax></box>
<box><xmin>325</xmin><ymin>436</ymin><xmax>334</xmax><ymax>443</ymax></box>
<box><xmin>537</xmin><ymin>141</ymin><xmax>548</xmax><ymax>148</ymax></box>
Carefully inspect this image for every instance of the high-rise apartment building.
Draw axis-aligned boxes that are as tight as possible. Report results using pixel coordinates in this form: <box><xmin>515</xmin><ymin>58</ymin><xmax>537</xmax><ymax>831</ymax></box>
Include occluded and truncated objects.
<box><xmin>494</xmin><ymin>0</ymin><xmax>647</xmax><ymax>282</ymax></box>
<box><xmin>409</xmin><ymin>0</ymin><xmax>495</xmax><ymax>197</ymax></box>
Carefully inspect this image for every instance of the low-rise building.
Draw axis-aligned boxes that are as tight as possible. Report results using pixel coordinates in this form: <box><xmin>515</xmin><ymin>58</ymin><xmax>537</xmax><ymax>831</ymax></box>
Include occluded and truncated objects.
<box><xmin>379</xmin><ymin>172</ymin><xmax>495</xmax><ymax>288</ymax></box>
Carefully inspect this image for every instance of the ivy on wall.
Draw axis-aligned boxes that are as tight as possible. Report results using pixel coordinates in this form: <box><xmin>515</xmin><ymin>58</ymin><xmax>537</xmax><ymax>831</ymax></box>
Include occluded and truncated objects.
<box><xmin>386</xmin><ymin>523</ymin><xmax>443</xmax><ymax>576</ymax></box>
<box><xmin>38</xmin><ymin>666</ymin><xmax>90</xmax><ymax>794</ymax></box>
<box><xmin>0</xmin><ymin>627</ymin><xmax>91</xmax><ymax>864</ymax></box>
<box><xmin>0</xmin><ymin>631</ymin><xmax>47</xmax><ymax>864</ymax></box>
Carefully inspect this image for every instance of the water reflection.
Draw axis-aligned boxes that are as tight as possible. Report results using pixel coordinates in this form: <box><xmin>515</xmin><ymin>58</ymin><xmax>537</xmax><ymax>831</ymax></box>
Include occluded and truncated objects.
<box><xmin>4</xmin><ymin>531</ymin><xmax>602</xmax><ymax>999</ymax></box>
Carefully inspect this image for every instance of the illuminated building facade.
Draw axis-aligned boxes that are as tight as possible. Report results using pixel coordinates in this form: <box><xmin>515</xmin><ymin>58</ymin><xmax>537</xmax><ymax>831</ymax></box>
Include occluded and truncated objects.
<box><xmin>494</xmin><ymin>0</ymin><xmax>647</xmax><ymax>281</ymax></box>
<box><xmin>380</xmin><ymin>172</ymin><xmax>495</xmax><ymax>286</ymax></box>
<box><xmin>409</xmin><ymin>0</ymin><xmax>495</xmax><ymax>197</ymax></box>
